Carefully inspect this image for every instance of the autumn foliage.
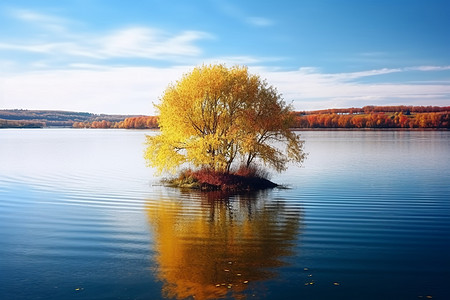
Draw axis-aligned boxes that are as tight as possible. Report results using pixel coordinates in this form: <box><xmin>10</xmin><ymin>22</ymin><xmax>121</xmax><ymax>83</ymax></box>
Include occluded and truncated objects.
<box><xmin>0</xmin><ymin>109</ymin><xmax>132</xmax><ymax>127</ymax></box>
<box><xmin>292</xmin><ymin>107</ymin><xmax>450</xmax><ymax>129</ymax></box>
<box><xmin>70</xmin><ymin>106</ymin><xmax>450</xmax><ymax>130</ymax></box>
<box><xmin>0</xmin><ymin>119</ymin><xmax>45</xmax><ymax>128</ymax></box>
<box><xmin>3</xmin><ymin>107</ymin><xmax>447</xmax><ymax>129</ymax></box>
<box><xmin>145</xmin><ymin>64</ymin><xmax>306</xmax><ymax>175</ymax></box>
<box><xmin>72</xmin><ymin>116</ymin><xmax>158</xmax><ymax>129</ymax></box>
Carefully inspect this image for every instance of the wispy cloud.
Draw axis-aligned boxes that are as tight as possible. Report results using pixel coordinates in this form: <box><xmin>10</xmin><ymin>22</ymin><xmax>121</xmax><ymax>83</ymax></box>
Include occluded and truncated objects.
<box><xmin>328</xmin><ymin>68</ymin><xmax>403</xmax><ymax>80</ymax></box>
<box><xmin>406</xmin><ymin>65</ymin><xmax>450</xmax><ymax>72</ymax></box>
<box><xmin>246</xmin><ymin>17</ymin><xmax>274</xmax><ymax>27</ymax></box>
<box><xmin>0</xmin><ymin>27</ymin><xmax>211</xmax><ymax>60</ymax></box>
<box><xmin>203</xmin><ymin>55</ymin><xmax>285</xmax><ymax>66</ymax></box>
<box><xmin>253</xmin><ymin>66</ymin><xmax>450</xmax><ymax>110</ymax></box>
<box><xmin>11</xmin><ymin>8</ymin><xmax>66</xmax><ymax>23</ymax></box>
<box><xmin>9</xmin><ymin>8</ymin><xmax>71</xmax><ymax>33</ymax></box>
<box><xmin>0</xmin><ymin>42</ymin><xmax>72</xmax><ymax>55</ymax></box>
<box><xmin>1</xmin><ymin>9</ymin><xmax>212</xmax><ymax>63</ymax></box>
<box><xmin>98</xmin><ymin>27</ymin><xmax>211</xmax><ymax>59</ymax></box>
<box><xmin>214</xmin><ymin>1</ymin><xmax>274</xmax><ymax>27</ymax></box>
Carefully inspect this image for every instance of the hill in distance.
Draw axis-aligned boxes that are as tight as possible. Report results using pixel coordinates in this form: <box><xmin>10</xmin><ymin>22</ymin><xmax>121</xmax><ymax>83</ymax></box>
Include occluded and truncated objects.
<box><xmin>0</xmin><ymin>109</ymin><xmax>141</xmax><ymax>128</ymax></box>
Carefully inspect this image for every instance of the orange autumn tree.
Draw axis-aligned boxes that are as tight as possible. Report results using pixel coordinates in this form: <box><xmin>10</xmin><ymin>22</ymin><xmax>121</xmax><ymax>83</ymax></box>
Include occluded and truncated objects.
<box><xmin>145</xmin><ymin>64</ymin><xmax>305</xmax><ymax>174</ymax></box>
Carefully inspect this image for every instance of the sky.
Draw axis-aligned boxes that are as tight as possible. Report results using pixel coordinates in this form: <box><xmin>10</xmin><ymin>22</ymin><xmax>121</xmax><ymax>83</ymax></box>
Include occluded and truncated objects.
<box><xmin>0</xmin><ymin>0</ymin><xmax>449</xmax><ymax>115</ymax></box>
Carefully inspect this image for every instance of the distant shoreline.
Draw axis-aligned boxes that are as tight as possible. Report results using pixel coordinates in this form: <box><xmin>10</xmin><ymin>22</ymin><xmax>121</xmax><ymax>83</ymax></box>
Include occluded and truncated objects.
<box><xmin>2</xmin><ymin>127</ymin><xmax>448</xmax><ymax>132</ymax></box>
<box><xmin>2</xmin><ymin>106</ymin><xmax>449</xmax><ymax>130</ymax></box>
<box><xmin>292</xmin><ymin>128</ymin><xmax>449</xmax><ymax>131</ymax></box>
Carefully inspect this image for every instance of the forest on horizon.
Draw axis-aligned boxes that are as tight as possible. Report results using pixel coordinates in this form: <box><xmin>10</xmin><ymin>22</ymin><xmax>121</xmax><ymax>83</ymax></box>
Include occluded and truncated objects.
<box><xmin>1</xmin><ymin>105</ymin><xmax>449</xmax><ymax>129</ymax></box>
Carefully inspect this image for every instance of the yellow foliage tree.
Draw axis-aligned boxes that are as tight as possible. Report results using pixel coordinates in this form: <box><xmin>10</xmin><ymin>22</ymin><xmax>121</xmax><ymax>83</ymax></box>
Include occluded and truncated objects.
<box><xmin>145</xmin><ymin>64</ymin><xmax>305</xmax><ymax>174</ymax></box>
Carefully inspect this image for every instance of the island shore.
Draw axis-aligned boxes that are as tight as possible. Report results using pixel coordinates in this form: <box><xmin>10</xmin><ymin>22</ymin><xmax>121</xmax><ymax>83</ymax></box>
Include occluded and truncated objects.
<box><xmin>163</xmin><ymin>168</ymin><xmax>278</xmax><ymax>192</ymax></box>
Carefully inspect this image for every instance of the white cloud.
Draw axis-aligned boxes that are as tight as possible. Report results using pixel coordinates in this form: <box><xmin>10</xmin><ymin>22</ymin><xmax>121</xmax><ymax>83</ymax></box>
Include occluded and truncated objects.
<box><xmin>1</xmin><ymin>8</ymin><xmax>212</xmax><ymax>63</ymax></box>
<box><xmin>9</xmin><ymin>8</ymin><xmax>71</xmax><ymax>33</ymax></box>
<box><xmin>214</xmin><ymin>1</ymin><xmax>274</xmax><ymax>27</ymax></box>
<box><xmin>246</xmin><ymin>17</ymin><xmax>274</xmax><ymax>27</ymax></box>
<box><xmin>98</xmin><ymin>27</ymin><xmax>211</xmax><ymax>59</ymax></box>
<box><xmin>252</xmin><ymin>66</ymin><xmax>450</xmax><ymax>110</ymax></box>
<box><xmin>0</xmin><ymin>65</ymin><xmax>183</xmax><ymax>114</ymax></box>
<box><xmin>328</xmin><ymin>68</ymin><xmax>403</xmax><ymax>81</ymax></box>
<box><xmin>12</xmin><ymin>9</ymin><xmax>66</xmax><ymax>24</ymax></box>
<box><xmin>407</xmin><ymin>65</ymin><xmax>450</xmax><ymax>72</ymax></box>
<box><xmin>0</xmin><ymin>42</ymin><xmax>71</xmax><ymax>54</ymax></box>
<box><xmin>0</xmin><ymin>27</ymin><xmax>211</xmax><ymax>61</ymax></box>
<box><xmin>202</xmin><ymin>55</ymin><xmax>285</xmax><ymax>66</ymax></box>
<box><xmin>1</xmin><ymin>65</ymin><xmax>449</xmax><ymax>115</ymax></box>
<box><xmin>0</xmin><ymin>66</ymin><xmax>192</xmax><ymax>115</ymax></box>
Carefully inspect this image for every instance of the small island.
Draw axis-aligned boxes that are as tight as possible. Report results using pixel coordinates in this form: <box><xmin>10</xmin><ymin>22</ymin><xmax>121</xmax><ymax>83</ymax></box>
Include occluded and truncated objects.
<box><xmin>145</xmin><ymin>64</ymin><xmax>306</xmax><ymax>192</ymax></box>
<box><xmin>164</xmin><ymin>167</ymin><xmax>278</xmax><ymax>192</ymax></box>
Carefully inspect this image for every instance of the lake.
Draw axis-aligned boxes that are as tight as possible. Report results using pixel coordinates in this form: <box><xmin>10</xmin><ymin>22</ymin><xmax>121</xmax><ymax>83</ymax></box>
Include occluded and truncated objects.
<box><xmin>0</xmin><ymin>129</ymin><xmax>449</xmax><ymax>300</ymax></box>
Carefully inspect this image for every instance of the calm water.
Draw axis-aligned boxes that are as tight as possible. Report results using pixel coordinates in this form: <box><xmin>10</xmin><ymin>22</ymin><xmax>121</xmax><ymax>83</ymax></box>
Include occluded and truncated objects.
<box><xmin>0</xmin><ymin>129</ymin><xmax>449</xmax><ymax>300</ymax></box>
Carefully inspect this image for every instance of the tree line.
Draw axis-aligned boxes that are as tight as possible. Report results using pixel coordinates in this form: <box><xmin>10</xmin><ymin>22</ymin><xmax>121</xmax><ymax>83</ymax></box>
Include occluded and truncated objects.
<box><xmin>75</xmin><ymin>106</ymin><xmax>448</xmax><ymax>129</ymax></box>
<box><xmin>299</xmin><ymin>105</ymin><xmax>450</xmax><ymax>115</ymax></box>
<box><xmin>0</xmin><ymin>109</ymin><xmax>136</xmax><ymax>128</ymax></box>
<box><xmin>0</xmin><ymin>119</ymin><xmax>45</xmax><ymax>128</ymax></box>
<box><xmin>292</xmin><ymin>111</ymin><xmax>449</xmax><ymax>129</ymax></box>
<box><xmin>72</xmin><ymin>116</ymin><xmax>158</xmax><ymax>129</ymax></box>
<box><xmin>2</xmin><ymin>106</ymin><xmax>449</xmax><ymax>129</ymax></box>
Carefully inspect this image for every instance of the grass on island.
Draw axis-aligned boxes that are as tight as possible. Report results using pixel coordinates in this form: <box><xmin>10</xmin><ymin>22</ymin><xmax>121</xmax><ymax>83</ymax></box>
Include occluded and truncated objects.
<box><xmin>163</xmin><ymin>166</ymin><xmax>278</xmax><ymax>192</ymax></box>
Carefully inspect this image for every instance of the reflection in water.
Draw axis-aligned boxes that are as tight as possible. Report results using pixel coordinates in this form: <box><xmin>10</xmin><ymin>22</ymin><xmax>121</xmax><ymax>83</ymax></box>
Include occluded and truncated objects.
<box><xmin>146</xmin><ymin>190</ymin><xmax>303</xmax><ymax>300</ymax></box>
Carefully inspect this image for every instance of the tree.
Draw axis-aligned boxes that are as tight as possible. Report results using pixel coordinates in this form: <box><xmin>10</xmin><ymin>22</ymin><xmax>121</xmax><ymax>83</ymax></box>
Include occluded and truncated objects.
<box><xmin>145</xmin><ymin>64</ymin><xmax>305</xmax><ymax>174</ymax></box>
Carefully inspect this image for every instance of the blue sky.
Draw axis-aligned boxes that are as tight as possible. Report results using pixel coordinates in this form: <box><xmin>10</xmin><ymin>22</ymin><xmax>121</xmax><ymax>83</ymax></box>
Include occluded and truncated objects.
<box><xmin>0</xmin><ymin>0</ymin><xmax>449</xmax><ymax>114</ymax></box>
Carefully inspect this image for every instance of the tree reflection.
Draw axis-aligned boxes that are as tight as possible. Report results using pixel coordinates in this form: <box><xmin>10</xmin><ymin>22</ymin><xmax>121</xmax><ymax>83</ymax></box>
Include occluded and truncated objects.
<box><xmin>146</xmin><ymin>190</ymin><xmax>303</xmax><ymax>300</ymax></box>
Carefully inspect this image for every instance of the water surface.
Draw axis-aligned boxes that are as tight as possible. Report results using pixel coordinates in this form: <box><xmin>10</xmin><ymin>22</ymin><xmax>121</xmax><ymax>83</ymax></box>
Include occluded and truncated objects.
<box><xmin>0</xmin><ymin>129</ymin><xmax>449</xmax><ymax>299</ymax></box>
